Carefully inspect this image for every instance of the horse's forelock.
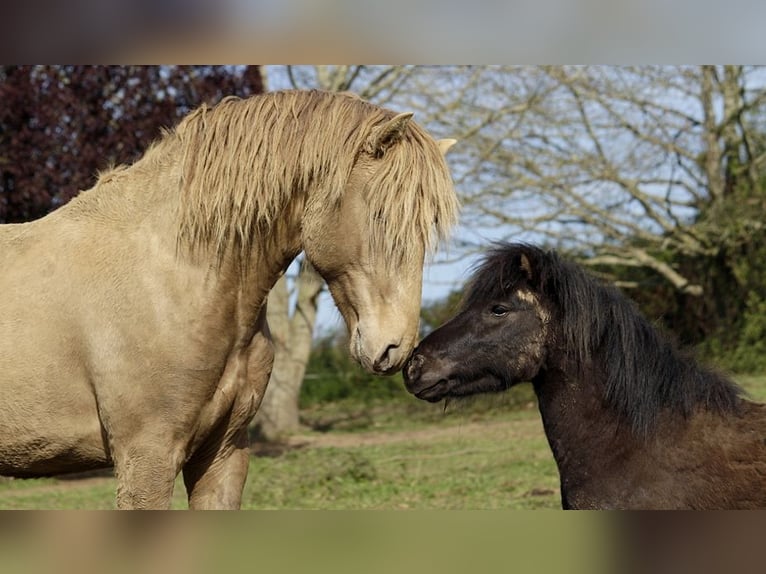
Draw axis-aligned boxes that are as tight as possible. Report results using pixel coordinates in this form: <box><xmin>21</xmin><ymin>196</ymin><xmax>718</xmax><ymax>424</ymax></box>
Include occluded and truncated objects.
<box><xmin>173</xmin><ymin>90</ymin><xmax>457</xmax><ymax>267</ymax></box>
<box><xmin>364</xmin><ymin>122</ymin><xmax>458</xmax><ymax>267</ymax></box>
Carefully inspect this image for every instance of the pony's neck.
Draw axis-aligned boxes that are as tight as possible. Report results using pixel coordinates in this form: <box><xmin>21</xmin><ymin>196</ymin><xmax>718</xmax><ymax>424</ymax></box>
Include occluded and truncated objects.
<box><xmin>532</xmin><ymin>364</ymin><xmax>644</xmax><ymax>508</ymax></box>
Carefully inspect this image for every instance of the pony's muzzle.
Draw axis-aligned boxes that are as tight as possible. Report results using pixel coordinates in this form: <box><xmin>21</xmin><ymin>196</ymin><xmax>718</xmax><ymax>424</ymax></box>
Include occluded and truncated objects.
<box><xmin>402</xmin><ymin>351</ymin><xmax>449</xmax><ymax>402</ymax></box>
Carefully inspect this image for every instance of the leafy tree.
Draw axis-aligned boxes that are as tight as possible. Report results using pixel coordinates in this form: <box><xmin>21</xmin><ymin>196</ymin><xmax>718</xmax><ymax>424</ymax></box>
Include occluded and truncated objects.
<box><xmin>406</xmin><ymin>65</ymin><xmax>766</xmax><ymax>372</ymax></box>
<box><xmin>626</xmin><ymin>172</ymin><xmax>766</xmax><ymax>371</ymax></box>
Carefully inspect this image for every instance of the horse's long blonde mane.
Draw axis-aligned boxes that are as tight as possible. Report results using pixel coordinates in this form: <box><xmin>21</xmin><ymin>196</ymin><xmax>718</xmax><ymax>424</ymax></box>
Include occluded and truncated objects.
<box><xmin>173</xmin><ymin>89</ymin><xmax>458</xmax><ymax>265</ymax></box>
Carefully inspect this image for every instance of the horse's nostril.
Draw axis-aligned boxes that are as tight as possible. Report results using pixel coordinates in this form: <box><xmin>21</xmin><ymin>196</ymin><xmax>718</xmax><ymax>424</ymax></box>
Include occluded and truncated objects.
<box><xmin>373</xmin><ymin>342</ymin><xmax>400</xmax><ymax>372</ymax></box>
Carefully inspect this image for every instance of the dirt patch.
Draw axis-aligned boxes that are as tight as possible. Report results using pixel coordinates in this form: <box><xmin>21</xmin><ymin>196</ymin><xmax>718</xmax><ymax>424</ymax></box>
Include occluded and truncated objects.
<box><xmin>265</xmin><ymin>416</ymin><xmax>544</xmax><ymax>451</ymax></box>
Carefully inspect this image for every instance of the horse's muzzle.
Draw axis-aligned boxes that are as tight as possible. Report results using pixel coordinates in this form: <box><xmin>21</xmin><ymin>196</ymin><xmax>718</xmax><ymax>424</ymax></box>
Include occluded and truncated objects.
<box><xmin>352</xmin><ymin>328</ymin><xmax>410</xmax><ymax>375</ymax></box>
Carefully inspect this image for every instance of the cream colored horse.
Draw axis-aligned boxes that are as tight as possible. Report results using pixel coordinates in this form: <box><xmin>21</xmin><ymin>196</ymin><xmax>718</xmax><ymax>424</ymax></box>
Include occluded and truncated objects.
<box><xmin>0</xmin><ymin>90</ymin><xmax>458</xmax><ymax>509</ymax></box>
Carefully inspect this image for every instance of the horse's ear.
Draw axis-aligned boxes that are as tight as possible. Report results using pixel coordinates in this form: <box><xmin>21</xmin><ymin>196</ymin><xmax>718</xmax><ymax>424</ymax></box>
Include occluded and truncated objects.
<box><xmin>365</xmin><ymin>112</ymin><xmax>413</xmax><ymax>157</ymax></box>
<box><xmin>437</xmin><ymin>138</ymin><xmax>457</xmax><ymax>155</ymax></box>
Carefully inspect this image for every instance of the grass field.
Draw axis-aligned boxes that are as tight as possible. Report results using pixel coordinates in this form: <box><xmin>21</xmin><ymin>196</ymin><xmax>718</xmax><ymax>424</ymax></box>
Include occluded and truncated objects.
<box><xmin>1</xmin><ymin>375</ymin><xmax>764</xmax><ymax>510</ymax></box>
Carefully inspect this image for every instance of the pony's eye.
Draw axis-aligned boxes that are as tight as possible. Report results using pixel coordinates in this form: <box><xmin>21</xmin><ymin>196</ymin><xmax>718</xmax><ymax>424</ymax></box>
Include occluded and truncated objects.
<box><xmin>491</xmin><ymin>304</ymin><xmax>509</xmax><ymax>317</ymax></box>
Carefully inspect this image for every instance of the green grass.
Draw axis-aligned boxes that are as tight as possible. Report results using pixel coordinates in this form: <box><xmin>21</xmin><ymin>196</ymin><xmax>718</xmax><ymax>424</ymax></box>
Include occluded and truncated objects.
<box><xmin>1</xmin><ymin>374</ymin><xmax>764</xmax><ymax>510</ymax></box>
<box><xmin>738</xmin><ymin>373</ymin><xmax>766</xmax><ymax>402</ymax></box>
<box><xmin>242</xmin><ymin>410</ymin><xmax>558</xmax><ymax>510</ymax></box>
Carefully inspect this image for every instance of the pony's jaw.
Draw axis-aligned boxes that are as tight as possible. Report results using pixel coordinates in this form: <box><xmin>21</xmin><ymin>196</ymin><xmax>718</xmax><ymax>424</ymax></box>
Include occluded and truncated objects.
<box><xmin>352</xmin><ymin>276</ymin><xmax>422</xmax><ymax>374</ymax></box>
<box><xmin>403</xmin><ymin>351</ymin><xmax>499</xmax><ymax>401</ymax></box>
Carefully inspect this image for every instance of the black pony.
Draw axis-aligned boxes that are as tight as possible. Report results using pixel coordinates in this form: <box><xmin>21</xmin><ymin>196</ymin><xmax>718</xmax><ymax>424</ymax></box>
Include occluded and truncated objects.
<box><xmin>404</xmin><ymin>243</ymin><xmax>766</xmax><ymax>509</ymax></box>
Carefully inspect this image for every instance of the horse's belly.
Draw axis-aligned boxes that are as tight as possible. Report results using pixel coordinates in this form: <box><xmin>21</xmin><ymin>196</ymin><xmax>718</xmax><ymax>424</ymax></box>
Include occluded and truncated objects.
<box><xmin>0</xmin><ymin>400</ymin><xmax>110</xmax><ymax>477</ymax></box>
<box><xmin>0</xmin><ymin>412</ymin><xmax>110</xmax><ymax>477</ymax></box>
<box><xmin>0</xmin><ymin>349</ymin><xmax>110</xmax><ymax>476</ymax></box>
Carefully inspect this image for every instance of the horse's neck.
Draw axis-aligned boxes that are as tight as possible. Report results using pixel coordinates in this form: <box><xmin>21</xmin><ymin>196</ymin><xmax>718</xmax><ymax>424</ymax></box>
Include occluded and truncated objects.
<box><xmin>61</xmin><ymin>153</ymin><xmax>304</xmax><ymax>346</ymax></box>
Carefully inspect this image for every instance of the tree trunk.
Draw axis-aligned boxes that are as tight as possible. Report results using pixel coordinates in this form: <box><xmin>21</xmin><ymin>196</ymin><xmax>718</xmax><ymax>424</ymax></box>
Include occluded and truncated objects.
<box><xmin>251</xmin><ymin>259</ymin><xmax>323</xmax><ymax>441</ymax></box>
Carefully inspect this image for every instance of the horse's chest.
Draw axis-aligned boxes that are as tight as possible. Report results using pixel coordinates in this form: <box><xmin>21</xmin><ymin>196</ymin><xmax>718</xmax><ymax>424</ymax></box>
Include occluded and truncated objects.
<box><xmin>191</xmin><ymin>334</ymin><xmax>274</xmax><ymax>446</ymax></box>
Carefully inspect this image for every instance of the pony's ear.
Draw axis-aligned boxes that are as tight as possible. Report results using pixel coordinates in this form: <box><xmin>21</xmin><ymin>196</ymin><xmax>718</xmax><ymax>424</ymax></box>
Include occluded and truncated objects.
<box><xmin>365</xmin><ymin>112</ymin><xmax>413</xmax><ymax>157</ymax></box>
<box><xmin>437</xmin><ymin>138</ymin><xmax>457</xmax><ymax>155</ymax></box>
<box><xmin>519</xmin><ymin>252</ymin><xmax>535</xmax><ymax>282</ymax></box>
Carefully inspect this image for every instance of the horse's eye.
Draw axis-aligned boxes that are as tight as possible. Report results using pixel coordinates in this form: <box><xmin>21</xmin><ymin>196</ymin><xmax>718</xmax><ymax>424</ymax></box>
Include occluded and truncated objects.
<box><xmin>491</xmin><ymin>304</ymin><xmax>509</xmax><ymax>317</ymax></box>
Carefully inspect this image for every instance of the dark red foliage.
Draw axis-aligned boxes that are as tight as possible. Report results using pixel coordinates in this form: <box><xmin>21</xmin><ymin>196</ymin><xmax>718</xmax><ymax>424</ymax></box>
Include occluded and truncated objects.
<box><xmin>0</xmin><ymin>65</ymin><xmax>263</xmax><ymax>223</ymax></box>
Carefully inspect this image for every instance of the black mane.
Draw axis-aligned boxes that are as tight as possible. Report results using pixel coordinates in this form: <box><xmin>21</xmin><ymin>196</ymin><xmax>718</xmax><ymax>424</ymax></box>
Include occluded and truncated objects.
<box><xmin>464</xmin><ymin>243</ymin><xmax>744</xmax><ymax>438</ymax></box>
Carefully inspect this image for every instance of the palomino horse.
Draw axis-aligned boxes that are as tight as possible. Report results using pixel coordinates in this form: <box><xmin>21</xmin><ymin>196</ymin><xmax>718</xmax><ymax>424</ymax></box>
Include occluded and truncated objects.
<box><xmin>404</xmin><ymin>243</ymin><xmax>766</xmax><ymax>509</ymax></box>
<box><xmin>0</xmin><ymin>90</ymin><xmax>458</xmax><ymax>509</ymax></box>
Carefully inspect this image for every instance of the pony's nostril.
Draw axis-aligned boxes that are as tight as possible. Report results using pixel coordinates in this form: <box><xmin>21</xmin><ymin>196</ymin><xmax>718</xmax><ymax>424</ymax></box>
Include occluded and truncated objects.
<box><xmin>405</xmin><ymin>353</ymin><xmax>425</xmax><ymax>382</ymax></box>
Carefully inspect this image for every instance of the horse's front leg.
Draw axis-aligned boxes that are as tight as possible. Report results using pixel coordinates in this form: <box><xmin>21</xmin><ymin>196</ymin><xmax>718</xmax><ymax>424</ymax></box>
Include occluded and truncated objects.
<box><xmin>183</xmin><ymin>425</ymin><xmax>251</xmax><ymax>510</ymax></box>
<box><xmin>183</xmin><ymin>378</ymin><xmax>271</xmax><ymax>509</ymax></box>
<box><xmin>184</xmin><ymin>314</ymin><xmax>273</xmax><ymax>509</ymax></box>
<box><xmin>111</xmin><ymin>436</ymin><xmax>186</xmax><ymax>509</ymax></box>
